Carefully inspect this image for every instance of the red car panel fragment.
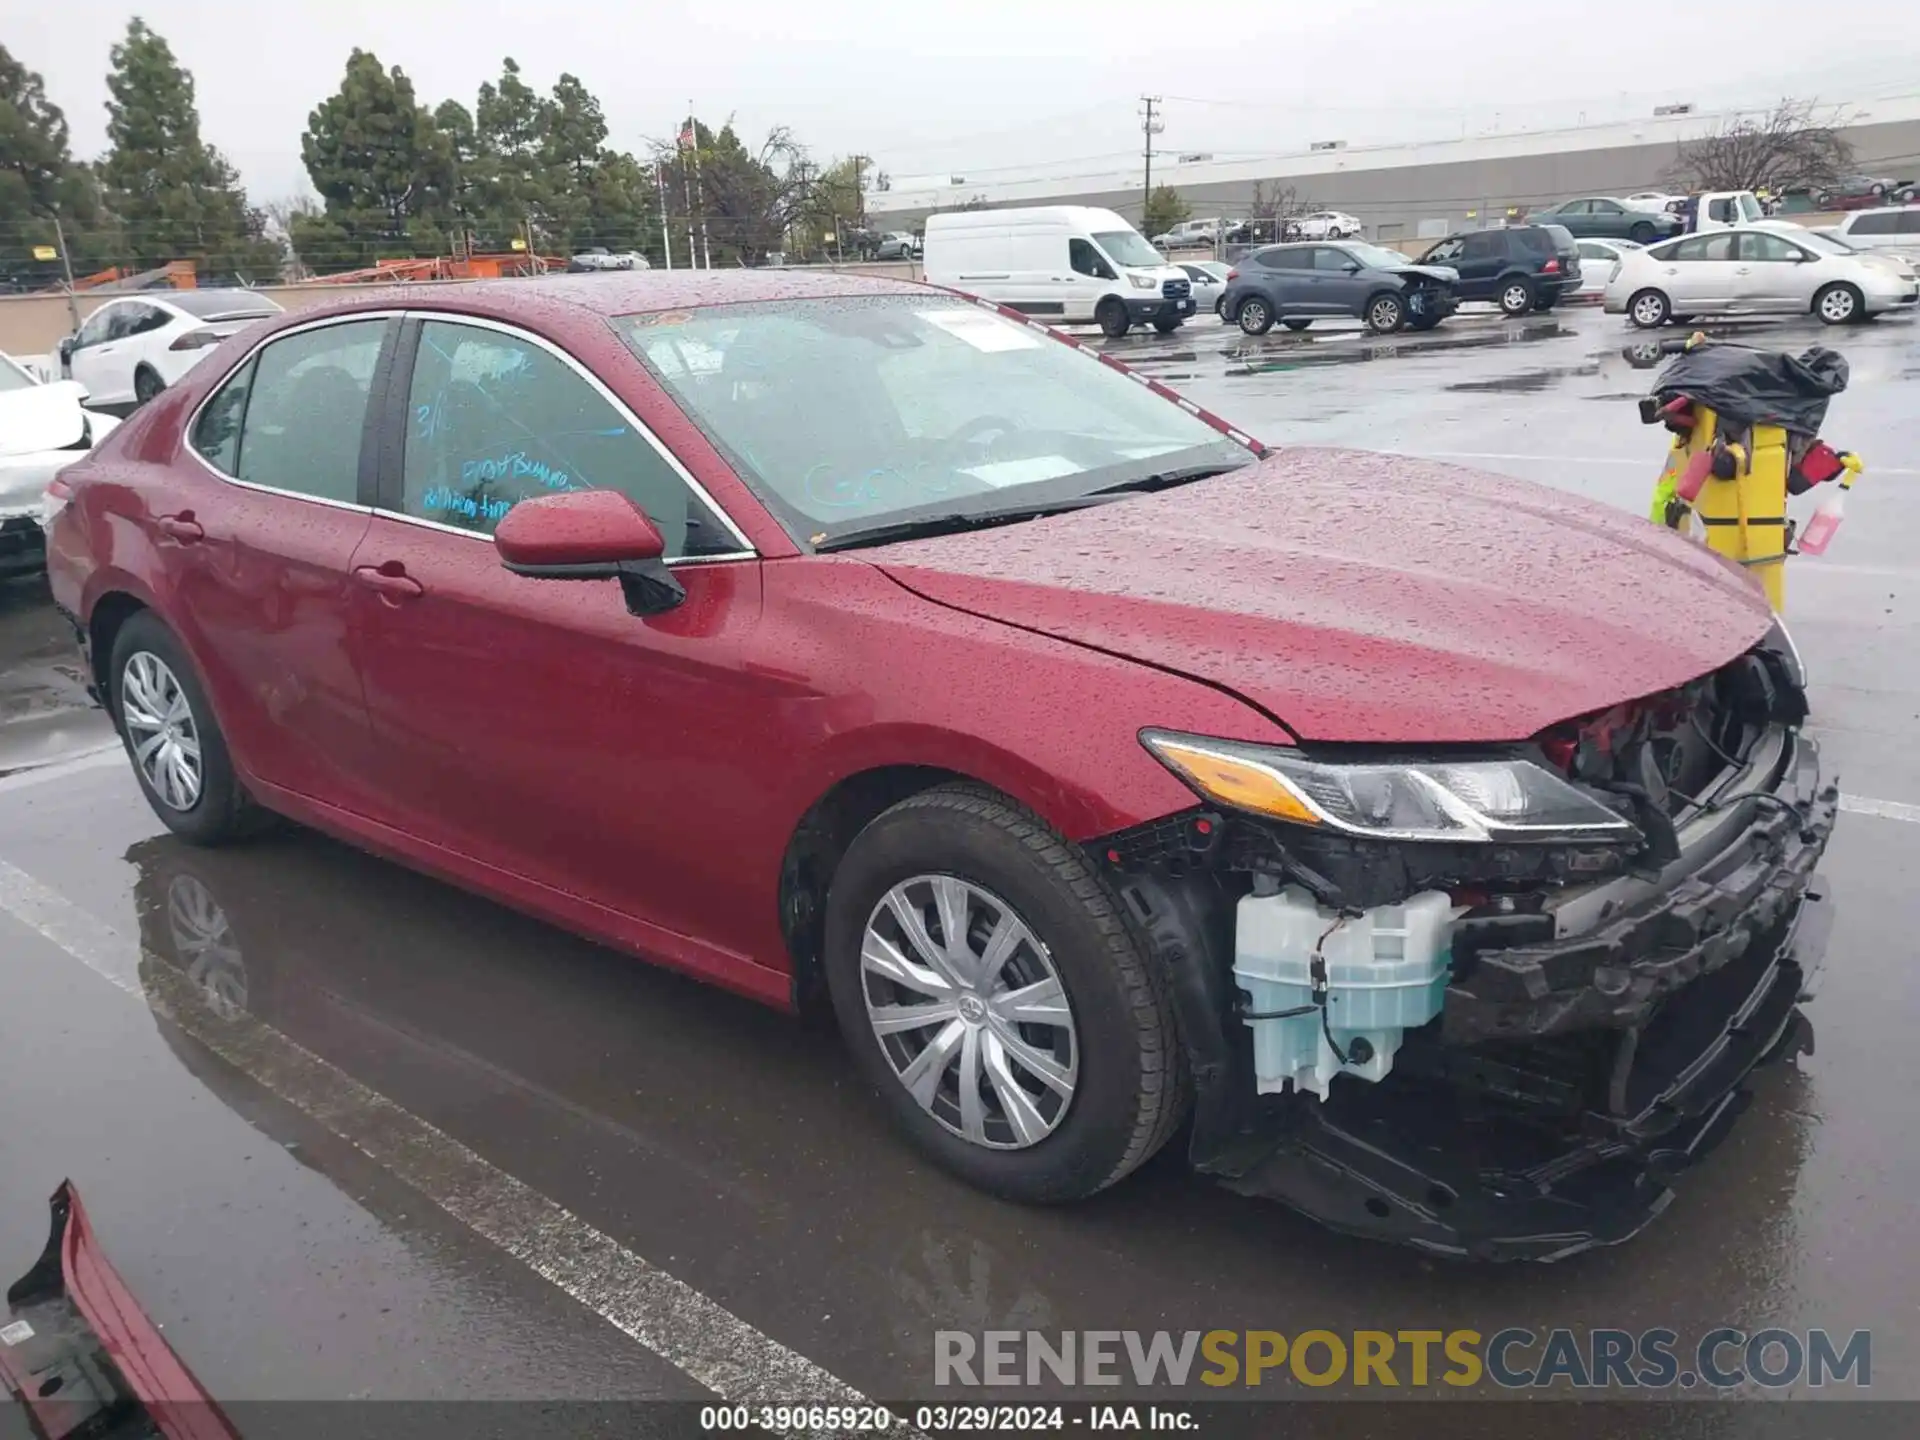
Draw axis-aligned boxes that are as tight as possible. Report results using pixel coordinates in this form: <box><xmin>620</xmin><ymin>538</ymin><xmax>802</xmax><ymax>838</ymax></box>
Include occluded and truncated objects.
<box><xmin>3</xmin><ymin>1181</ymin><xmax>239</xmax><ymax>1440</ymax></box>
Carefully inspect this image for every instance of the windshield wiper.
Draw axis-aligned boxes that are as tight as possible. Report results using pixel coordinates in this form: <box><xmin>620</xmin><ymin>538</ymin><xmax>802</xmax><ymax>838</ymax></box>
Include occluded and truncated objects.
<box><xmin>812</xmin><ymin>494</ymin><xmax>1121</xmax><ymax>553</ymax></box>
<box><xmin>1084</xmin><ymin>460</ymin><xmax>1251</xmax><ymax>498</ymax></box>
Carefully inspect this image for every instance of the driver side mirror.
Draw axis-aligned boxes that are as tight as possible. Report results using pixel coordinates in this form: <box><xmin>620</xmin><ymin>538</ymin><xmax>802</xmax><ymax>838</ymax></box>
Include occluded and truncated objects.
<box><xmin>1342</xmin><ymin>261</ymin><xmax>1362</xmax><ymax>273</ymax></box>
<box><xmin>494</xmin><ymin>489</ymin><xmax>685</xmax><ymax>616</ymax></box>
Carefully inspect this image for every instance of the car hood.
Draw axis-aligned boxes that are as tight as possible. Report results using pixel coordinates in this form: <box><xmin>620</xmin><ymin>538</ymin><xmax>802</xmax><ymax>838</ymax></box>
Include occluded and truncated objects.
<box><xmin>1387</xmin><ymin>263</ymin><xmax>1459</xmax><ymax>284</ymax></box>
<box><xmin>0</xmin><ymin>380</ymin><xmax>89</xmax><ymax>456</ymax></box>
<box><xmin>871</xmin><ymin>450</ymin><xmax>1774</xmax><ymax>743</ymax></box>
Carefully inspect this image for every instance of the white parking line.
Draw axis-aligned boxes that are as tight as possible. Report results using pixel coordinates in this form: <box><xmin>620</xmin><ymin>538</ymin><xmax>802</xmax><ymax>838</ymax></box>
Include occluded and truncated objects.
<box><xmin>0</xmin><ymin>859</ymin><xmax>882</xmax><ymax>1430</ymax></box>
<box><xmin>1840</xmin><ymin>793</ymin><xmax>1920</xmax><ymax>825</ymax></box>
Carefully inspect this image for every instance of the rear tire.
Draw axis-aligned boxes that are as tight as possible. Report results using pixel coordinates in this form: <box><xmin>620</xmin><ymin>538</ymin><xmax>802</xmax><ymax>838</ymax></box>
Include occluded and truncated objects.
<box><xmin>1096</xmin><ymin>299</ymin><xmax>1131</xmax><ymax>338</ymax></box>
<box><xmin>1814</xmin><ymin>282</ymin><xmax>1863</xmax><ymax>325</ymax></box>
<box><xmin>1498</xmin><ymin>278</ymin><xmax>1535</xmax><ymax>317</ymax></box>
<box><xmin>108</xmin><ymin>611</ymin><xmax>275</xmax><ymax>846</ymax></box>
<box><xmin>1628</xmin><ymin>288</ymin><xmax>1672</xmax><ymax>329</ymax></box>
<box><xmin>1281</xmin><ymin>318</ymin><xmax>1312</xmax><ymax>332</ymax></box>
<box><xmin>1236</xmin><ymin>297</ymin><xmax>1274</xmax><ymax>335</ymax></box>
<box><xmin>133</xmin><ymin>365</ymin><xmax>164</xmax><ymax>406</ymax></box>
<box><xmin>822</xmin><ymin>785</ymin><xmax>1189</xmax><ymax>1204</ymax></box>
<box><xmin>1408</xmin><ymin>313</ymin><xmax>1443</xmax><ymax>331</ymax></box>
<box><xmin>1531</xmin><ymin>295</ymin><xmax>1557</xmax><ymax>312</ymax></box>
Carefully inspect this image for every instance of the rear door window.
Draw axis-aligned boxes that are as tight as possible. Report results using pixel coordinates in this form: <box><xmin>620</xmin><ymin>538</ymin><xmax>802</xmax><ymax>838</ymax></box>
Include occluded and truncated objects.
<box><xmin>1256</xmin><ymin>246</ymin><xmax>1311</xmax><ymax>269</ymax></box>
<box><xmin>234</xmin><ymin>319</ymin><xmax>387</xmax><ymax>503</ymax></box>
<box><xmin>1848</xmin><ymin>212</ymin><xmax>1899</xmax><ymax>235</ymax></box>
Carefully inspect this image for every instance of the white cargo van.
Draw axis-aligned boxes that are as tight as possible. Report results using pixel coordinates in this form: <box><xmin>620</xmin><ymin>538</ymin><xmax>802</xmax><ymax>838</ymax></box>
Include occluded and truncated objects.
<box><xmin>921</xmin><ymin>206</ymin><xmax>1198</xmax><ymax>337</ymax></box>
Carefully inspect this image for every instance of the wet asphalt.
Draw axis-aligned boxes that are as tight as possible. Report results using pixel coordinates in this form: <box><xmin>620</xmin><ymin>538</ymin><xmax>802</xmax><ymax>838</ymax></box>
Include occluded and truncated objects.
<box><xmin>1</xmin><ymin>303</ymin><xmax>1917</xmax><ymax>1421</ymax></box>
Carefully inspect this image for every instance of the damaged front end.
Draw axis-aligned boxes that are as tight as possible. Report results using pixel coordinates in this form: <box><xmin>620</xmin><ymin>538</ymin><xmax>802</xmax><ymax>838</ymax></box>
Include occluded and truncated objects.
<box><xmin>1097</xmin><ymin>623</ymin><xmax>1837</xmax><ymax>1260</ymax></box>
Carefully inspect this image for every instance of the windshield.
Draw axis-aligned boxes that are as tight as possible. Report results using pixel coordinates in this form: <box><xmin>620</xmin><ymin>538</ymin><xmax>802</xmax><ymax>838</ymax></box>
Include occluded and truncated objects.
<box><xmin>169</xmin><ymin>289</ymin><xmax>284</xmax><ymax>320</ymax></box>
<box><xmin>0</xmin><ymin>356</ymin><xmax>37</xmax><ymax>393</ymax></box>
<box><xmin>1737</xmin><ymin>194</ymin><xmax>1763</xmax><ymax>223</ymax></box>
<box><xmin>1344</xmin><ymin>242</ymin><xmax>1412</xmax><ymax>270</ymax></box>
<box><xmin>619</xmin><ymin>296</ymin><xmax>1251</xmax><ymax>547</ymax></box>
<box><xmin>1092</xmin><ymin>230</ymin><xmax>1164</xmax><ymax>268</ymax></box>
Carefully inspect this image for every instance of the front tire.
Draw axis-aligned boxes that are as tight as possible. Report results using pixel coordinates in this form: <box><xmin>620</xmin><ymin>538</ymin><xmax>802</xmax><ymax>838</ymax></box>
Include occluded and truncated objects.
<box><xmin>1629</xmin><ymin>221</ymin><xmax>1655</xmax><ymax>244</ymax></box>
<box><xmin>1814</xmin><ymin>282</ymin><xmax>1863</xmax><ymax>325</ymax></box>
<box><xmin>1628</xmin><ymin>288</ymin><xmax>1672</xmax><ymax>329</ymax></box>
<box><xmin>109</xmin><ymin>612</ymin><xmax>273</xmax><ymax>845</ymax></box>
<box><xmin>1281</xmin><ymin>317</ymin><xmax>1312</xmax><ymax>332</ymax></box>
<box><xmin>1096</xmin><ymin>298</ymin><xmax>1131</xmax><ymax>338</ymax></box>
<box><xmin>1236</xmin><ymin>297</ymin><xmax>1274</xmax><ymax>335</ymax></box>
<box><xmin>1498</xmin><ymin>279</ymin><xmax>1535</xmax><ymax>317</ymax></box>
<box><xmin>1408</xmin><ymin>313</ymin><xmax>1443</xmax><ymax>331</ymax></box>
<box><xmin>823</xmin><ymin>785</ymin><xmax>1188</xmax><ymax>1204</ymax></box>
<box><xmin>1152</xmin><ymin>318</ymin><xmax>1181</xmax><ymax>334</ymax></box>
<box><xmin>1364</xmin><ymin>292</ymin><xmax>1406</xmax><ymax>334</ymax></box>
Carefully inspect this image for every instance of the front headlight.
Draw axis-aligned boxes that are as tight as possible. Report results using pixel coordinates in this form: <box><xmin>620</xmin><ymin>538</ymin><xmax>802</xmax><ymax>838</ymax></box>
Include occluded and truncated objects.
<box><xmin>1129</xmin><ymin>273</ymin><xmax>1157</xmax><ymax>290</ymax></box>
<box><xmin>1140</xmin><ymin>730</ymin><xmax>1641</xmax><ymax>844</ymax></box>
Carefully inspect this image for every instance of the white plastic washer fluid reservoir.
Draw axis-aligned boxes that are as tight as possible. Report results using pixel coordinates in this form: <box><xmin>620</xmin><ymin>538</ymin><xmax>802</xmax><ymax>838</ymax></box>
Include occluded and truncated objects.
<box><xmin>1232</xmin><ymin>886</ymin><xmax>1458</xmax><ymax>1100</ymax></box>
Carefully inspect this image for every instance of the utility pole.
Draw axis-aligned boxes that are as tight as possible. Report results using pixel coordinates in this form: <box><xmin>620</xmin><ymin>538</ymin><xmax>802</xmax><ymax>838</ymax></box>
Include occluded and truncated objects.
<box><xmin>656</xmin><ymin>162</ymin><xmax>674</xmax><ymax>270</ymax></box>
<box><xmin>51</xmin><ymin>216</ymin><xmax>81</xmax><ymax>331</ymax></box>
<box><xmin>850</xmin><ymin>153</ymin><xmax>870</xmax><ymax>231</ymax></box>
<box><xmin>1140</xmin><ymin>96</ymin><xmax>1164</xmax><ymax>217</ymax></box>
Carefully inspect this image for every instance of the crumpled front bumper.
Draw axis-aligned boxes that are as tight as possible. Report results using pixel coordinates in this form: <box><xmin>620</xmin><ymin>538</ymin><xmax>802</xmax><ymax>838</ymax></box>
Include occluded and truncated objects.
<box><xmin>1445</xmin><ymin>730</ymin><xmax>1837</xmax><ymax>1045</ymax></box>
<box><xmin>1117</xmin><ymin>722</ymin><xmax>1838</xmax><ymax>1260</ymax></box>
<box><xmin>1219</xmin><ymin>887</ymin><xmax>1829</xmax><ymax>1260</ymax></box>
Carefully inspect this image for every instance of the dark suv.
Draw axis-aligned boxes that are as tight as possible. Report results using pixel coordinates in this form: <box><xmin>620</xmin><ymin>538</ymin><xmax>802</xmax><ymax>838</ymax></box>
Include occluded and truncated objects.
<box><xmin>1421</xmin><ymin>224</ymin><xmax>1582</xmax><ymax>316</ymax></box>
<box><xmin>1221</xmin><ymin>241</ymin><xmax>1459</xmax><ymax>335</ymax></box>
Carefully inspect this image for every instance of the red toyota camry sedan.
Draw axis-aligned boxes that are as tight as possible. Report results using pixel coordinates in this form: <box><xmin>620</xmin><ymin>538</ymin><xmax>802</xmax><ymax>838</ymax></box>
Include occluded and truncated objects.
<box><xmin>45</xmin><ymin>271</ymin><xmax>1835</xmax><ymax>1257</ymax></box>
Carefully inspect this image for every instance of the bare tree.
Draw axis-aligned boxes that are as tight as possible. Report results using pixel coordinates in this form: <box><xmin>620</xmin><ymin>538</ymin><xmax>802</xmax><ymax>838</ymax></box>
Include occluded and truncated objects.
<box><xmin>1666</xmin><ymin>99</ymin><xmax>1854</xmax><ymax>194</ymax></box>
<box><xmin>1243</xmin><ymin>181</ymin><xmax>1313</xmax><ymax>241</ymax></box>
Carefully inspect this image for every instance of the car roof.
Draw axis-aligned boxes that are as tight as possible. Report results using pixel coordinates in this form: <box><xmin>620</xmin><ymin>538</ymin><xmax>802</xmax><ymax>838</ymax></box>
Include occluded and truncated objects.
<box><xmin>270</xmin><ymin>269</ymin><xmax>934</xmax><ymax>327</ymax></box>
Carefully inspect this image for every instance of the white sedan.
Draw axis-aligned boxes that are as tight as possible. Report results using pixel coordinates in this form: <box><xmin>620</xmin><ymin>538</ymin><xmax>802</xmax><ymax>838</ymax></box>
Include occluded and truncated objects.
<box><xmin>1605</xmin><ymin>226</ymin><xmax>1919</xmax><ymax>327</ymax></box>
<box><xmin>1290</xmin><ymin>211</ymin><xmax>1363</xmax><ymax>240</ymax></box>
<box><xmin>1176</xmin><ymin>261</ymin><xmax>1230</xmax><ymax>316</ymax></box>
<box><xmin>60</xmin><ymin>289</ymin><xmax>283</xmax><ymax>408</ymax></box>
<box><xmin>1</xmin><ymin>354</ymin><xmax>120</xmax><ymax>577</ymax></box>
<box><xmin>1575</xmin><ymin>238</ymin><xmax>1642</xmax><ymax>296</ymax></box>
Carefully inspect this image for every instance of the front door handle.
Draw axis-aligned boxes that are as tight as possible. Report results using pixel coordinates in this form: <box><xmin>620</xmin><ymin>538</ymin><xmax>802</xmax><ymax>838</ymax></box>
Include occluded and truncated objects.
<box><xmin>353</xmin><ymin>562</ymin><xmax>424</xmax><ymax>603</ymax></box>
<box><xmin>155</xmin><ymin>513</ymin><xmax>204</xmax><ymax>543</ymax></box>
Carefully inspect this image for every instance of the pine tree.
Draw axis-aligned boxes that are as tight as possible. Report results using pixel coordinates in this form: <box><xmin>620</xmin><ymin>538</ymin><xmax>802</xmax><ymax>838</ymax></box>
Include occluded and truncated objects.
<box><xmin>97</xmin><ymin>19</ymin><xmax>280</xmax><ymax>281</ymax></box>
<box><xmin>295</xmin><ymin>50</ymin><xmax>457</xmax><ymax>271</ymax></box>
<box><xmin>0</xmin><ymin>43</ymin><xmax>121</xmax><ymax>287</ymax></box>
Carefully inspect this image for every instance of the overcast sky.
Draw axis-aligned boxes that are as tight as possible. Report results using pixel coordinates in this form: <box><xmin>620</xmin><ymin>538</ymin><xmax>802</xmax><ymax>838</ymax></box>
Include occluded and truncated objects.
<box><xmin>15</xmin><ymin>1</ymin><xmax>1919</xmax><ymax>203</ymax></box>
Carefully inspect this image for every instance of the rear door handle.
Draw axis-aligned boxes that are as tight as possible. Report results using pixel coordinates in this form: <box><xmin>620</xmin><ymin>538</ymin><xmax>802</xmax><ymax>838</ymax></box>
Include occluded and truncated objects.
<box><xmin>353</xmin><ymin>562</ymin><xmax>424</xmax><ymax>603</ymax></box>
<box><xmin>155</xmin><ymin>514</ymin><xmax>204</xmax><ymax>543</ymax></box>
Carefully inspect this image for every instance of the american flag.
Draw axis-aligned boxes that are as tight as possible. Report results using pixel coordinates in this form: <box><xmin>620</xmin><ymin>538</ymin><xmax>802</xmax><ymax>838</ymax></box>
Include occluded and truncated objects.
<box><xmin>677</xmin><ymin>122</ymin><xmax>696</xmax><ymax>151</ymax></box>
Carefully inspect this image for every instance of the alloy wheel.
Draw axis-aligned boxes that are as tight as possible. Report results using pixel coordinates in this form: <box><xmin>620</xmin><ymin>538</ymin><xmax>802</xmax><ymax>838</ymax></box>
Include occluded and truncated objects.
<box><xmin>121</xmin><ymin>651</ymin><xmax>203</xmax><ymax>811</ymax></box>
<box><xmin>1819</xmin><ymin>287</ymin><xmax>1857</xmax><ymax>323</ymax></box>
<box><xmin>859</xmin><ymin>874</ymin><xmax>1079</xmax><ymax>1150</ymax></box>
<box><xmin>1502</xmin><ymin>284</ymin><xmax>1531</xmax><ymax>314</ymax></box>
<box><xmin>1632</xmin><ymin>292</ymin><xmax>1668</xmax><ymax>327</ymax></box>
